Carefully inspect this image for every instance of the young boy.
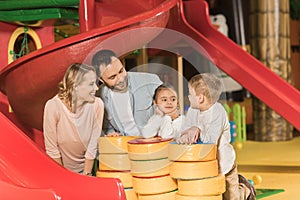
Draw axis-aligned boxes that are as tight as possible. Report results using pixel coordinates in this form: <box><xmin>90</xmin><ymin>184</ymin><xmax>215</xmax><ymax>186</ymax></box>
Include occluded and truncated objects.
<box><xmin>177</xmin><ymin>73</ymin><xmax>256</xmax><ymax>200</ymax></box>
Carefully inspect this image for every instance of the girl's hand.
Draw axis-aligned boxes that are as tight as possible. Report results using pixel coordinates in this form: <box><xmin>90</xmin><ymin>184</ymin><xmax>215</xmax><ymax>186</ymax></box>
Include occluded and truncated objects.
<box><xmin>155</xmin><ymin>105</ymin><xmax>164</xmax><ymax>116</ymax></box>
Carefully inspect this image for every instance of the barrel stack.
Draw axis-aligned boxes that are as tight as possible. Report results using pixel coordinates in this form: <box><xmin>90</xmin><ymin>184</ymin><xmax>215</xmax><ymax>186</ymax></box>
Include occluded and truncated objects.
<box><xmin>168</xmin><ymin>142</ymin><xmax>226</xmax><ymax>199</ymax></box>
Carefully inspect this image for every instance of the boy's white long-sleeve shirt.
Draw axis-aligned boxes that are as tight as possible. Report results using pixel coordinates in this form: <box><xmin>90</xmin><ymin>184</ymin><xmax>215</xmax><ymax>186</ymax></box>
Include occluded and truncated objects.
<box><xmin>142</xmin><ymin>114</ymin><xmax>185</xmax><ymax>139</ymax></box>
<box><xmin>183</xmin><ymin>102</ymin><xmax>235</xmax><ymax>175</ymax></box>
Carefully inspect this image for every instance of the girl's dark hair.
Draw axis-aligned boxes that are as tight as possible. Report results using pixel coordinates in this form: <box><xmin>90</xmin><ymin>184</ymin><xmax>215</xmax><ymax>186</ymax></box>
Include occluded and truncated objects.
<box><xmin>153</xmin><ymin>83</ymin><xmax>177</xmax><ymax>101</ymax></box>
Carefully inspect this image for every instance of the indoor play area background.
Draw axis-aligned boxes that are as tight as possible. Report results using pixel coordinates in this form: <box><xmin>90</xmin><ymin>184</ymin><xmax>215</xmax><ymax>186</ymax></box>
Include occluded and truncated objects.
<box><xmin>0</xmin><ymin>0</ymin><xmax>300</xmax><ymax>199</ymax></box>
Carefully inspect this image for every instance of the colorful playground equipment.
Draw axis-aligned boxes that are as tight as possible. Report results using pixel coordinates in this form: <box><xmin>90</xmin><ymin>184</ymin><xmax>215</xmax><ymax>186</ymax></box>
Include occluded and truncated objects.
<box><xmin>1</xmin><ymin>0</ymin><xmax>300</xmax><ymax>199</ymax></box>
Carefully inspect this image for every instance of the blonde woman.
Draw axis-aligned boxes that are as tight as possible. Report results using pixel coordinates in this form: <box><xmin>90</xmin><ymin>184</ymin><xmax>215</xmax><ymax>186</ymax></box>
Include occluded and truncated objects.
<box><xmin>43</xmin><ymin>63</ymin><xmax>104</xmax><ymax>176</ymax></box>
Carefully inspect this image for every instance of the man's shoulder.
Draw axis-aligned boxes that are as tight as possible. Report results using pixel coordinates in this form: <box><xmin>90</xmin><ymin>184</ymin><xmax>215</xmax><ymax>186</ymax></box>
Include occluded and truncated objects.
<box><xmin>97</xmin><ymin>84</ymin><xmax>109</xmax><ymax>100</ymax></box>
<box><xmin>128</xmin><ymin>72</ymin><xmax>161</xmax><ymax>83</ymax></box>
<box><xmin>128</xmin><ymin>72</ymin><xmax>162</xmax><ymax>92</ymax></box>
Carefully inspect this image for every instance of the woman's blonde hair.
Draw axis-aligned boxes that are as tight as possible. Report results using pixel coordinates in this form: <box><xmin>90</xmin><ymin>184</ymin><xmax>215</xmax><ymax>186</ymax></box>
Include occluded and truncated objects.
<box><xmin>58</xmin><ymin>63</ymin><xmax>95</xmax><ymax>110</ymax></box>
<box><xmin>189</xmin><ymin>73</ymin><xmax>222</xmax><ymax>104</ymax></box>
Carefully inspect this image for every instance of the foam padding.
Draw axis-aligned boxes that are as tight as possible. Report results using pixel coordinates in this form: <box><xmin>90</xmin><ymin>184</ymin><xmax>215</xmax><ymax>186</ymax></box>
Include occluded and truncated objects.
<box><xmin>138</xmin><ymin>189</ymin><xmax>177</xmax><ymax>200</ymax></box>
<box><xmin>177</xmin><ymin>174</ymin><xmax>225</xmax><ymax>196</ymax></box>
<box><xmin>168</xmin><ymin>143</ymin><xmax>216</xmax><ymax>161</ymax></box>
<box><xmin>170</xmin><ymin>160</ymin><xmax>218</xmax><ymax>179</ymax></box>
<box><xmin>128</xmin><ymin>137</ymin><xmax>172</xmax><ymax>160</ymax></box>
<box><xmin>132</xmin><ymin>174</ymin><xmax>177</xmax><ymax>195</ymax></box>
<box><xmin>98</xmin><ymin>136</ymin><xmax>137</xmax><ymax>153</ymax></box>
<box><xmin>99</xmin><ymin>154</ymin><xmax>131</xmax><ymax>171</ymax></box>
<box><xmin>124</xmin><ymin>188</ymin><xmax>138</xmax><ymax>200</ymax></box>
<box><xmin>175</xmin><ymin>193</ymin><xmax>222</xmax><ymax>200</ymax></box>
<box><xmin>96</xmin><ymin>170</ymin><xmax>133</xmax><ymax>188</ymax></box>
<box><xmin>130</xmin><ymin>158</ymin><xmax>170</xmax><ymax>177</ymax></box>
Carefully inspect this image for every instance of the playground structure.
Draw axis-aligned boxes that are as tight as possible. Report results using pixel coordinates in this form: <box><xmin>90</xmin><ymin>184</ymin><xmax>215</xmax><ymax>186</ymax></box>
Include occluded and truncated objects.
<box><xmin>1</xmin><ymin>0</ymin><xmax>300</xmax><ymax>199</ymax></box>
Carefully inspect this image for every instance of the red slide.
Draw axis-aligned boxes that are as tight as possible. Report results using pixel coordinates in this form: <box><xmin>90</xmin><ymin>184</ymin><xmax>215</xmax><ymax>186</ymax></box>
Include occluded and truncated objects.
<box><xmin>0</xmin><ymin>112</ymin><xmax>125</xmax><ymax>199</ymax></box>
<box><xmin>180</xmin><ymin>0</ymin><xmax>300</xmax><ymax>130</ymax></box>
<box><xmin>0</xmin><ymin>0</ymin><xmax>176</xmax><ymax>131</ymax></box>
<box><xmin>148</xmin><ymin>0</ymin><xmax>300</xmax><ymax>130</ymax></box>
<box><xmin>0</xmin><ymin>179</ymin><xmax>57</xmax><ymax>200</ymax></box>
<box><xmin>0</xmin><ymin>0</ymin><xmax>176</xmax><ymax>199</ymax></box>
<box><xmin>1</xmin><ymin>0</ymin><xmax>300</xmax><ymax>199</ymax></box>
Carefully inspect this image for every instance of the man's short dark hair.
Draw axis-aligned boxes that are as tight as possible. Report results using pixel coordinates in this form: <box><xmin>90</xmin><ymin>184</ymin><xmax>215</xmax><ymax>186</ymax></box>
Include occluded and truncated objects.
<box><xmin>92</xmin><ymin>49</ymin><xmax>117</xmax><ymax>77</ymax></box>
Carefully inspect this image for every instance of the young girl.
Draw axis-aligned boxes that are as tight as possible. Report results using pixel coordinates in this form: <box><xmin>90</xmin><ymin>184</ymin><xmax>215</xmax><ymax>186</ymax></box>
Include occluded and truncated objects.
<box><xmin>142</xmin><ymin>84</ymin><xmax>185</xmax><ymax>139</ymax></box>
<box><xmin>43</xmin><ymin>63</ymin><xmax>104</xmax><ymax>175</ymax></box>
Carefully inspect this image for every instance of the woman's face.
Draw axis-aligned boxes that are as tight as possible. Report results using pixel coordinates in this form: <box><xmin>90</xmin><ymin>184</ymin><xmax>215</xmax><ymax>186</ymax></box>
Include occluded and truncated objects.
<box><xmin>76</xmin><ymin>71</ymin><xmax>98</xmax><ymax>103</ymax></box>
<box><xmin>155</xmin><ymin>88</ymin><xmax>178</xmax><ymax>115</ymax></box>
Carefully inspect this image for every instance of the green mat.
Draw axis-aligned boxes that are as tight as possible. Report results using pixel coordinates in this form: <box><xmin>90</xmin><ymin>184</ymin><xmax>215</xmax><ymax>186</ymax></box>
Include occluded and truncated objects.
<box><xmin>256</xmin><ymin>188</ymin><xmax>285</xmax><ymax>199</ymax></box>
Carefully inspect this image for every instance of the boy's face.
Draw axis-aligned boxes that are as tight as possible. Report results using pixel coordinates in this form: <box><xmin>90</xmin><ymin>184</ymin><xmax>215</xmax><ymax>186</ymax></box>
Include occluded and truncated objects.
<box><xmin>188</xmin><ymin>85</ymin><xmax>200</xmax><ymax>109</ymax></box>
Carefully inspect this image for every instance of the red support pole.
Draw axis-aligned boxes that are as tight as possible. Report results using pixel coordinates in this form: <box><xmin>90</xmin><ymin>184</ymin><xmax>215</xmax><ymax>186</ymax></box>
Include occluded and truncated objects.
<box><xmin>79</xmin><ymin>0</ymin><xmax>95</xmax><ymax>32</ymax></box>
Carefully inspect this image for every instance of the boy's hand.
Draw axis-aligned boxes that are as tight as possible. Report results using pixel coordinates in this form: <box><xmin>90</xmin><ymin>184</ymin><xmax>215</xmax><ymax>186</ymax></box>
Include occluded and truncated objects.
<box><xmin>177</xmin><ymin>126</ymin><xmax>200</xmax><ymax>144</ymax></box>
<box><xmin>176</xmin><ymin>134</ymin><xmax>189</xmax><ymax>144</ymax></box>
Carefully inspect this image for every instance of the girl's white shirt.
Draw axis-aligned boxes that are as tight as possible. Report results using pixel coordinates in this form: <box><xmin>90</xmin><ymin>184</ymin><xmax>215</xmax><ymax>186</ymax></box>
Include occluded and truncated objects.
<box><xmin>142</xmin><ymin>114</ymin><xmax>185</xmax><ymax>139</ymax></box>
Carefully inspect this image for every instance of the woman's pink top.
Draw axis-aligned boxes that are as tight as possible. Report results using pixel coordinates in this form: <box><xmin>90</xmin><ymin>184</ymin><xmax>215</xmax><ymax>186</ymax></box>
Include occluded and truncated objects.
<box><xmin>43</xmin><ymin>95</ymin><xmax>104</xmax><ymax>172</ymax></box>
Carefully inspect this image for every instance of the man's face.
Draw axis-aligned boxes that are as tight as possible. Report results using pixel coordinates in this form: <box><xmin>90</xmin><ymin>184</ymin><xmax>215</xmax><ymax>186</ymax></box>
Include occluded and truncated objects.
<box><xmin>99</xmin><ymin>57</ymin><xmax>128</xmax><ymax>92</ymax></box>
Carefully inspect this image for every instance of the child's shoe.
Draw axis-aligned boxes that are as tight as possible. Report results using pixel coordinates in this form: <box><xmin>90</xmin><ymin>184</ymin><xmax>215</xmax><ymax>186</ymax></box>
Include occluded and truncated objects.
<box><xmin>238</xmin><ymin>174</ymin><xmax>256</xmax><ymax>200</ymax></box>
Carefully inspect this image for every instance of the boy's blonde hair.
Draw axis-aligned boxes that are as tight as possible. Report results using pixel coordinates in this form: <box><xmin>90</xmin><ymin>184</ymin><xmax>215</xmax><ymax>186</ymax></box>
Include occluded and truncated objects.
<box><xmin>189</xmin><ymin>73</ymin><xmax>222</xmax><ymax>104</ymax></box>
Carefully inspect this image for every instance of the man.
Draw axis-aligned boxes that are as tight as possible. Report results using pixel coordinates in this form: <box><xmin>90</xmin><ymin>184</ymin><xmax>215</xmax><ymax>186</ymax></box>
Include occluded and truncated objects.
<box><xmin>92</xmin><ymin>49</ymin><xmax>162</xmax><ymax>136</ymax></box>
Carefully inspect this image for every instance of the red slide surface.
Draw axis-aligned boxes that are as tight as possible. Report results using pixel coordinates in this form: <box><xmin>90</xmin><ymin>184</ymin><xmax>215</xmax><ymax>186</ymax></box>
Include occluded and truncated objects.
<box><xmin>0</xmin><ymin>0</ymin><xmax>176</xmax><ymax>199</ymax></box>
<box><xmin>147</xmin><ymin>0</ymin><xmax>300</xmax><ymax>130</ymax></box>
<box><xmin>0</xmin><ymin>112</ymin><xmax>125</xmax><ymax>199</ymax></box>
<box><xmin>0</xmin><ymin>0</ymin><xmax>176</xmax><ymax>131</ymax></box>
<box><xmin>0</xmin><ymin>0</ymin><xmax>300</xmax><ymax>199</ymax></box>
<box><xmin>176</xmin><ymin>0</ymin><xmax>300</xmax><ymax>130</ymax></box>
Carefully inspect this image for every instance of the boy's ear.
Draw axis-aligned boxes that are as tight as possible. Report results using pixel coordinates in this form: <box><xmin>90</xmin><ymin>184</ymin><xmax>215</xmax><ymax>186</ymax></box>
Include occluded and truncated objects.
<box><xmin>198</xmin><ymin>94</ymin><xmax>205</xmax><ymax>104</ymax></box>
<box><xmin>153</xmin><ymin>100</ymin><xmax>157</xmax><ymax>105</ymax></box>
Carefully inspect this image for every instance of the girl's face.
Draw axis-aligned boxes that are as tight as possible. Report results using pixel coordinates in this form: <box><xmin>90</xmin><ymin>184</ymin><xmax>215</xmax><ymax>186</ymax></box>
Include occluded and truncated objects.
<box><xmin>155</xmin><ymin>88</ymin><xmax>178</xmax><ymax>115</ymax></box>
<box><xmin>76</xmin><ymin>71</ymin><xmax>98</xmax><ymax>104</ymax></box>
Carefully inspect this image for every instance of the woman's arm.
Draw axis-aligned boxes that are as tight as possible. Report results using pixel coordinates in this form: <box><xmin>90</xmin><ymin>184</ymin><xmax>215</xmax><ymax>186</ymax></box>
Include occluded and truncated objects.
<box><xmin>85</xmin><ymin>99</ymin><xmax>104</xmax><ymax>172</ymax></box>
<box><xmin>83</xmin><ymin>159</ymin><xmax>94</xmax><ymax>175</ymax></box>
<box><xmin>43</xmin><ymin>99</ymin><xmax>62</xmax><ymax>162</ymax></box>
<box><xmin>52</xmin><ymin>157</ymin><xmax>63</xmax><ymax>165</ymax></box>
